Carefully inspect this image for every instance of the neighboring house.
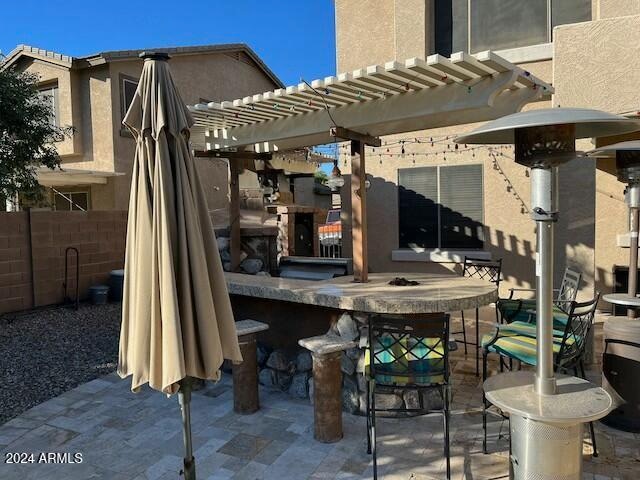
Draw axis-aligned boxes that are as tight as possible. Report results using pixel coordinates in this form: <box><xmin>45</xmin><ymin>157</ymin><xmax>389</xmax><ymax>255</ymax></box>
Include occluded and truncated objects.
<box><xmin>1</xmin><ymin>43</ymin><xmax>284</xmax><ymax>212</ymax></box>
<box><xmin>334</xmin><ymin>0</ymin><xmax>640</xmax><ymax>299</ymax></box>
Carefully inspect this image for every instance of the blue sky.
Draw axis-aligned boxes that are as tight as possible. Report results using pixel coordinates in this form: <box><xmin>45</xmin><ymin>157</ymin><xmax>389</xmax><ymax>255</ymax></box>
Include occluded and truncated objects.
<box><xmin>0</xmin><ymin>0</ymin><xmax>337</xmax><ymax>86</ymax></box>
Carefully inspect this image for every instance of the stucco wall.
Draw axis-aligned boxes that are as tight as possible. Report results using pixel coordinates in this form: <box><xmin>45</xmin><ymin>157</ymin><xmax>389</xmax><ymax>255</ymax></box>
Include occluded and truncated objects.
<box><xmin>335</xmin><ymin>0</ymin><xmax>396</xmax><ymax>72</ymax></box>
<box><xmin>19</xmin><ymin>58</ymin><xmax>82</xmax><ymax>158</ymax></box>
<box><xmin>107</xmin><ymin>52</ymin><xmax>280</xmax><ymax>211</ymax></box>
<box><xmin>294</xmin><ymin>177</ymin><xmax>333</xmax><ymax>210</ymax></box>
<box><xmin>595</xmin><ymin>0</ymin><xmax>640</xmax><ymax>19</ymax></box>
<box><xmin>554</xmin><ymin>15</ymin><xmax>640</xmax><ymax>114</ymax></box>
<box><xmin>554</xmin><ymin>15</ymin><xmax>640</xmax><ymax>302</ymax></box>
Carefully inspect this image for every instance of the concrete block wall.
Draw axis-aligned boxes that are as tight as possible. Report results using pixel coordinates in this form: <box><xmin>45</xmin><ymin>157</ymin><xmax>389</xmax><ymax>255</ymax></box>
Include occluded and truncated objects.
<box><xmin>0</xmin><ymin>212</ymin><xmax>33</xmax><ymax>313</ymax></box>
<box><xmin>0</xmin><ymin>211</ymin><xmax>127</xmax><ymax>314</ymax></box>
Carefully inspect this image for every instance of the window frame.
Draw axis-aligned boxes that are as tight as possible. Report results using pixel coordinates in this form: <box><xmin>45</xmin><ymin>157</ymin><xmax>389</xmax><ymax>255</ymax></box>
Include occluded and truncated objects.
<box><xmin>397</xmin><ymin>163</ymin><xmax>485</xmax><ymax>251</ymax></box>
<box><xmin>37</xmin><ymin>82</ymin><xmax>60</xmax><ymax>127</ymax></box>
<box><xmin>120</xmin><ymin>74</ymin><xmax>139</xmax><ymax>122</ymax></box>
<box><xmin>53</xmin><ymin>190</ymin><xmax>90</xmax><ymax>211</ymax></box>
<box><xmin>437</xmin><ymin>0</ymin><xmax>591</xmax><ymax>60</ymax></box>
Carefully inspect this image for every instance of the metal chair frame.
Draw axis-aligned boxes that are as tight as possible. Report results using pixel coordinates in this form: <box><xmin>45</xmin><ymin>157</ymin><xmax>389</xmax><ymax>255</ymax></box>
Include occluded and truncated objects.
<box><xmin>365</xmin><ymin>314</ymin><xmax>451</xmax><ymax>480</ymax></box>
<box><xmin>482</xmin><ymin>294</ymin><xmax>600</xmax><ymax>457</ymax></box>
<box><xmin>453</xmin><ymin>256</ymin><xmax>502</xmax><ymax>376</ymax></box>
<box><xmin>500</xmin><ymin>267</ymin><xmax>581</xmax><ymax>323</ymax></box>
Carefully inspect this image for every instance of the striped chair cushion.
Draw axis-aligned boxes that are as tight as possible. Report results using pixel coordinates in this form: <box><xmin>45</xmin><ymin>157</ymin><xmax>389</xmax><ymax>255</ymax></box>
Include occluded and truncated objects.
<box><xmin>365</xmin><ymin>334</ymin><xmax>445</xmax><ymax>386</ymax></box>
<box><xmin>481</xmin><ymin>322</ymin><xmax>576</xmax><ymax>366</ymax></box>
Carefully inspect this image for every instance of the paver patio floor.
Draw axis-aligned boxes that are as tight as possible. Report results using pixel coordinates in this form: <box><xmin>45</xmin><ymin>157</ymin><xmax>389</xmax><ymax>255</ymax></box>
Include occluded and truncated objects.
<box><xmin>1</xmin><ymin>324</ymin><xmax>638</xmax><ymax>479</ymax></box>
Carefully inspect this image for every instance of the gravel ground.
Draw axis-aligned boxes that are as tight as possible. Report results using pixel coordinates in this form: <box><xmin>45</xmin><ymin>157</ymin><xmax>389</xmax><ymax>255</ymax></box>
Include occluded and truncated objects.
<box><xmin>0</xmin><ymin>302</ymin><xmax>121</xmax><ymax>424</ymax></box>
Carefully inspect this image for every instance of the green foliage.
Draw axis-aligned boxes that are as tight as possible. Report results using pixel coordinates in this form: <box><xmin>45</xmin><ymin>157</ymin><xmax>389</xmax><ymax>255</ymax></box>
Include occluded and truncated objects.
<box><xmin>0</xmin><ymin>67</ymin><xmax>70</xmax><ymax>204</ymax></box>
<box><xmin>314</xmin><ymin>169</ymin><xmax>328</xmax><ymax>185</ymax></box>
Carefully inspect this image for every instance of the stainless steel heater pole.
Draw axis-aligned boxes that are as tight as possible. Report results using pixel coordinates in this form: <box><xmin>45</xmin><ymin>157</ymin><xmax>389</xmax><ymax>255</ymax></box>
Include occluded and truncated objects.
<box><xmin>627</xmin><ymin>184</ymin><xmax>640</xmax><ymax>319</ymax></box>
<box><xmin>531</xmin><ymin>166</ymin><xmax>556</xmax><ymax>395</ymax></box>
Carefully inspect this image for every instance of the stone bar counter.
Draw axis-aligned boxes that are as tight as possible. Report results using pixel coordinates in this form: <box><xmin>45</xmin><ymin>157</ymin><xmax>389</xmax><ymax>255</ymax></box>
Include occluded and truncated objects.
<box><xmin>225</xmin><ymin>271</ymin><xmax>498</xmax><ymax>315</ymax></box>
<box><xmin>225</xmin><ymin>271</ymin><xmax>499</xmax><ymax>426</ymax></box>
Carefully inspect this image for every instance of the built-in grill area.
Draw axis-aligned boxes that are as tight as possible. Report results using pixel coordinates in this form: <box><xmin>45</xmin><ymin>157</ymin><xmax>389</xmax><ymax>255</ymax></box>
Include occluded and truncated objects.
<box><xmin>278</xmin><ymin>256</ymin><xmax>352</xmax><ymax>281</ymax></box>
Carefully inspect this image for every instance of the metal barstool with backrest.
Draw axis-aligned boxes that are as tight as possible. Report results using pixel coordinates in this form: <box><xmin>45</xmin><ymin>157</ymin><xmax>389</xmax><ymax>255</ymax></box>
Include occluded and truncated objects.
<box><xmin>365</xmin><ymin>314</ymin><xmax>451</xmax><ymax>480</ymax></box>
<box><xmin>481</xmin><ymin>293</ymin><xmax>600</xmax><ymax>457</ymax></box>
<box><xmin>498</xmin><ymin>266</ymin><xmax>581</xmax><ymax>327</ymax></box>
<box><xmin>454</xmin><ymin>256</ymin><xmax>502</xmax><ymax>376</ymax></box>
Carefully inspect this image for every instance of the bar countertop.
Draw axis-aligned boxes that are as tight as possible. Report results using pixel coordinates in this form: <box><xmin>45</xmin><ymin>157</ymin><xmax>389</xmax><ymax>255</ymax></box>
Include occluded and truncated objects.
<box><xmin>225</xmin><ymin>272</ymin><xmax>498</xmax><ymax>314</ymax></box>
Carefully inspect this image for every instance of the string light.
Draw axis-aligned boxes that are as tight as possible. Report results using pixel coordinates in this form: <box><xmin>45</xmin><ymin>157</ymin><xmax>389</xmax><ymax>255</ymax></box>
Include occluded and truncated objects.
<box><xmin>331</xmin><ymin>131</ymin><xmax>527</xmax><ymax>214</ymax></box>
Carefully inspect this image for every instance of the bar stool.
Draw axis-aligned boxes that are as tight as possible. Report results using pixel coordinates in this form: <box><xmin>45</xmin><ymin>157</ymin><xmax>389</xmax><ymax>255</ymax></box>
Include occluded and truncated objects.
<box><xmin>232</xmin><ymin>320</ymin><xmax>269</xmax><ymax>414</ymax></box>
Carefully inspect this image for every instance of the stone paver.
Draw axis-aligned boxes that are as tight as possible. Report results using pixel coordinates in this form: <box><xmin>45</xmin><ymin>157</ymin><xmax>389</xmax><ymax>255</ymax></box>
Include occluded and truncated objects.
<box><xmin>0</xmin><ymin>314</ymin><xmax>637</xmax><ymax>479</ymax></box>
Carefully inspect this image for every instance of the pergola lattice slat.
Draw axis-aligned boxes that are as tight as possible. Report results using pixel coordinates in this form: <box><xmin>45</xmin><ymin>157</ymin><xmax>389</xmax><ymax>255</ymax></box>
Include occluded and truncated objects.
<box><xmin>189</xmin><ymin>51</ymin><xmax>552</xmax><ymax>152</ymax></box>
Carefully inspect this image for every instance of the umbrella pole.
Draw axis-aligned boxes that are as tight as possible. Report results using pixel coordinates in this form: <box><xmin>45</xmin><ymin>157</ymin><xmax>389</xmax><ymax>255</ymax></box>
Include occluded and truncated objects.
<box><xmin>178</xmin><ymin>377</ymin><xmax>196</xmax><ymax>480</ymax></box>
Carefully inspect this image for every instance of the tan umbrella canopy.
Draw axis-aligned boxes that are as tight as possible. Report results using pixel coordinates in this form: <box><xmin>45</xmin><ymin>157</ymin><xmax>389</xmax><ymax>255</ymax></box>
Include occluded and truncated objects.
<box><xmin>117</xmin><ymin>51</ymin><xmax>242</xmax><ymax>479</ymax></box>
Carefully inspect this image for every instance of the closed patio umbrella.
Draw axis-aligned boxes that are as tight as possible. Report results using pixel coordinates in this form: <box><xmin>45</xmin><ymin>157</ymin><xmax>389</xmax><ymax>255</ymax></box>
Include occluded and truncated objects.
<box><xmin>117</xmin><ymin>52</ymin><xmax>242</xmax><ymax>480</ymax></box>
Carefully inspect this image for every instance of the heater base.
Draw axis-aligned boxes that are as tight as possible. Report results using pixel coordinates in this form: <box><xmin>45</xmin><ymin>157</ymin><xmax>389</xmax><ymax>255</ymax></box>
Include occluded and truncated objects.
<box><xmin>485</xmin><ymin>371</ymin><xmax>613</xmax><ymax>480</ymax></box>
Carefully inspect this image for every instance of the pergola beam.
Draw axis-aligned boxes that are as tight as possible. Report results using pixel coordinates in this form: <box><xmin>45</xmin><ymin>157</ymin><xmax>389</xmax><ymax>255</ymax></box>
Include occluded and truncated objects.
<box><xmin>191</xmin><ymin>70</ymin><xmax>542</xmax><ymax>152</ymax></box>
<box><xmin>194</xmin><ymin>150</ymin><xmax>273</xmax><ymax>161</ymax></box>
<box><xmin>329</xmin><ymin>127</ymin><xmax>381</xmax><ymax>147</ymax></box>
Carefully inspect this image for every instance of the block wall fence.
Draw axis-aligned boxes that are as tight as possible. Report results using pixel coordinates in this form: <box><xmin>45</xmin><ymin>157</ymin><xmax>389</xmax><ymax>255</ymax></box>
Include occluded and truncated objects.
<box><xmin>0</xmin><ymin>211</ymin><xmax>127</xmax><ymax>314</ymax></box>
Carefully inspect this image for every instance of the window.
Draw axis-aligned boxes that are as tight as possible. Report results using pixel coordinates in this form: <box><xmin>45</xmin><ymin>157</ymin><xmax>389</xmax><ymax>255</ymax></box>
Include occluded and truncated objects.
<box><xmin>435</xmin><ymin>0</ymin><xmax>592</xmax><ymax>56</ymax></box>
<box><xmin>121</xmin><ymin>76</ymin><xmax>139</xmax><ymax>120</ymax></box>
<box><xmin>398</xmin><ymin>164</ymin><xmax>484</xmax><ymax>249</ymax></box>
<box><xmin>53</xmin><ymin>191</ymin><xmax>89</xmax><ymax>211</ymax></box>
<box><xmin>38</xmin><ymin>83</ymin><xmax>59</xmax><ymax>127</ymax></box>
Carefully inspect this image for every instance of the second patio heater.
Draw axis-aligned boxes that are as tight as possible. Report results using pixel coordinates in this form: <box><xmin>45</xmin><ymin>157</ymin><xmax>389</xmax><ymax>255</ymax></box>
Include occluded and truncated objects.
<box><xmin>587</xmin><ymin>141</ymin><xmax>640</xmax><ymax>432</ymax></box>
<box><xmin>456</xmin><ymin>108</ymin><xmax>639</xmax><ymax>480</ymax></box>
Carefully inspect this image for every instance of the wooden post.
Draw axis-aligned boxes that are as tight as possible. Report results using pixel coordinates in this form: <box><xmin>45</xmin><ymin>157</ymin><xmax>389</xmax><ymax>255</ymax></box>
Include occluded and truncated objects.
<box><xmin>197</xmin><ymin>150</ymin><xmax>273</xmax><ymax>273</ymax></box>
<box><xmin>229</xmin><ymin>161</ymin><xmax>241</xmax><ymax>272</ymax></box>
<box><xmin>351</xmin><ymin>140</ymin><xmax>368</xmax><ymax>282</ymax></box>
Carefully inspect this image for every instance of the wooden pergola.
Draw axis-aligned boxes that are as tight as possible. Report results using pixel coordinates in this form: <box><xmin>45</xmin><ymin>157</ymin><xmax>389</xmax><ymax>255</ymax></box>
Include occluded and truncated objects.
<box><xmin>189</xmin><ymin>51</ymin><xmax>552</xmax><ymax>282</ymax></box>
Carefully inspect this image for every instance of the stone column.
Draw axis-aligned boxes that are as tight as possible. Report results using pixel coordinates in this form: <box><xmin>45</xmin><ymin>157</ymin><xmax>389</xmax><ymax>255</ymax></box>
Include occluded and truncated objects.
<box><xmin>233</xmin><ymin>333</ymin><xmax>259</xmax><ymax>414</ymax></box>
<box><xmin>312</xmin><ymin>351</ymin><xmax>343</xmax><ymax>443</ymax></box>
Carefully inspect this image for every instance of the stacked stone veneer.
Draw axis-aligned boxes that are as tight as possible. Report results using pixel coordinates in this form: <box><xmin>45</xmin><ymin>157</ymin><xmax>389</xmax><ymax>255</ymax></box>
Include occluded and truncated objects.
<box><xmin>215</xmin><ymin>230</ymin><xmax>277</xmax><ymax>276</ymax></box>
<box><xmin>256</xmin><ymin>311</ymin><xmax>443</xmax><ymax>415</ymax></box>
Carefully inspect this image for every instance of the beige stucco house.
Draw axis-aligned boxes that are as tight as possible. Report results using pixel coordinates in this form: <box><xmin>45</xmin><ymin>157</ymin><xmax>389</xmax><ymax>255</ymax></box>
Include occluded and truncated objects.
<box><xmin>1</xmin><ymin>43</ymin><xmax>283</xmax><ymax>212</ymax></box>
<box><xmin>334</xmin><ymin>0</ymin><xmax>640</xmax><ymax>303</ymax></box>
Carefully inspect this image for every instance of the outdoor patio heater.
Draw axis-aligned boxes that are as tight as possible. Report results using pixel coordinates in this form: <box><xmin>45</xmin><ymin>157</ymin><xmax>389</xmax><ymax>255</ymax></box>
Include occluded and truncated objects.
<box><xmin>456</xmin><ymin>108</ymin><xmax>640</xmax><ymax>480</ymax></box>
<box><xmin>587</xmin><ymin>141</ymin><xmax>640</xmax><ymax>432</ymax></box>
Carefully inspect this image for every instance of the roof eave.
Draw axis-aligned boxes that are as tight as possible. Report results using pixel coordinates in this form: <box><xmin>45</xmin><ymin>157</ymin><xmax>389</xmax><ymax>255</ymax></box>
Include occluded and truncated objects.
<box><xmin>78</xmin><ymin>43</ymin><xmax>284</xmax><ymax>88</ymax></box>
<box><xmin>1</xmin><ymin>45</ymin><xmax>73</xmax><ymax>71</ymax></box>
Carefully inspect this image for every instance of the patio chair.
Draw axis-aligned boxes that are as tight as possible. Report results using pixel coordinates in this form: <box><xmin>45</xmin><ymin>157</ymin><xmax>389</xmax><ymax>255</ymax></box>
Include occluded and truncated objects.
<box><xmin>365</xmin><ymin>314</ymin><xmax>451</xmax><ymax>480</ymax></box>
<box><xmin>481</xmin><ymin>293</ymin><xmax>600</xmax><ymax>457</ymax></box>
<box><xmin>453</xmin><ymin>256</ymin><xmax>502</xmax><ymax>376</ymax></box>
<box><xmin>497</xmin><ymin>266</ymin><xmax>581</xmax><ymax>327</ymax></box>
